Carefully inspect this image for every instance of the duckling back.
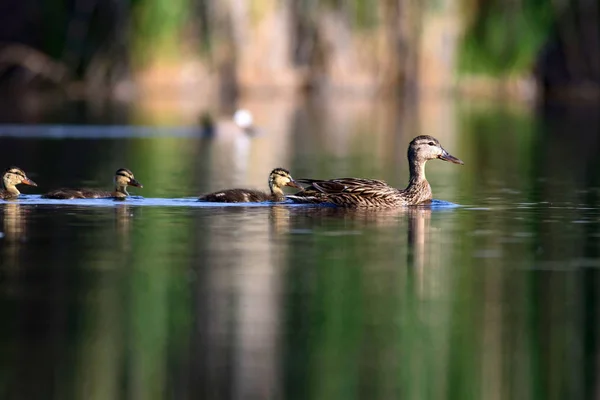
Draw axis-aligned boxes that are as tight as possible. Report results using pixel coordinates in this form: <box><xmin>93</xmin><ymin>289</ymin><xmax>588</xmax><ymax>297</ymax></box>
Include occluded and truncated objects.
<box><xmin>199</xmin><ymin>188</ymin><xmax>273</xmax><ymax>203</ymax></box>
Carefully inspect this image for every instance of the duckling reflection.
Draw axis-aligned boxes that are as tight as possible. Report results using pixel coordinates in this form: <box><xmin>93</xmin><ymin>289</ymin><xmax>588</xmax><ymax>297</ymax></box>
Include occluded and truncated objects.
<box><xmin>190</xmin><ymin>206</ymin><xmax>284</xmax><ymax>399</ymax></box>
<box><xmin>0</xmin><ymin>203</ymin><xmax>29</xmax><ymax>271</ymax></box>
<box><xmin>113</xmin><ymin>205</ymin><xmax>135</xmax><ymax>250</ymax></box>
<box><xmin>42</xmin><ymin>168</ymin><xmax>143</xmax><ymax>199</ymax></box>
<box><xmin>2</xmin><ymin>202</ymin><xmax>27</xmax><ymax>241</ymax></box>
<box><xmin>269</xmin><ymin>205</ymin><xmax>292</xmax><ymax>234</ymax></box>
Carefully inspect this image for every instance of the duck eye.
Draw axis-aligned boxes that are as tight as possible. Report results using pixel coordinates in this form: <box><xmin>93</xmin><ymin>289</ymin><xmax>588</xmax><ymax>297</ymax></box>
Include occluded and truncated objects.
<box><xmin>428</xmin><ymin>142</ymin><xmax>435</xmax><ymax>146</ymax></box>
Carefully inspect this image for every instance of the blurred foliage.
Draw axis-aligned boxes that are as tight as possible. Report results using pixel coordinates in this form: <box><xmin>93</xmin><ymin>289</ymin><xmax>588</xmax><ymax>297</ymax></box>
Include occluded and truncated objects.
<box><xmin>459</xmin><ymin>0</ymin><xmax>555</xmax><ymax>75</ymax></box>
<box><xmin>2</xmin><ymin>0</ymin><xmax>596</xmax><ymax>100</ymax></box>
<box><xmin>131</xmin><ymin>0</ymin><xmax>191</xmax><ymax>64</ymax></box>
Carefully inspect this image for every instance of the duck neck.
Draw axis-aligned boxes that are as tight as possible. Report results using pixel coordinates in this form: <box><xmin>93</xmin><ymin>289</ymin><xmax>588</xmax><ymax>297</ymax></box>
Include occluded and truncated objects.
<box><xmin>409</xmin><ymin>158</ymin><xmax>428</xmax><ymax>185</ymax></box>
<box><xmin>2</xmin><ymin>178</ymin><xmax>19</xmax><ymax>196</ymax></box>
<box><xmin>114</xmin><ymin>185</ymin><xmax>129</xmax><ymax>198</ymax></box>
<box><xmin>404</xmin><ymin>158</ymin><xmax>432</xmax><ymax>203</ymax></box>
<box><xmin>269</xmin><ymin>182</ymin><xmax>285</xmax><ymax>201</ymax></box>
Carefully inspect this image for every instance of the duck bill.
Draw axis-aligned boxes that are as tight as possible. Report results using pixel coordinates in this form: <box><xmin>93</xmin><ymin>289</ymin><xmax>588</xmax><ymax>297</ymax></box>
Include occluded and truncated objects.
<box><xmin>439</xmin><ymin>149</ymin><xmax>464</xmax><ymax>165</ymax></box>
<box><xmin>22</xmin><ymin>178</ymin><xmax>37</xmax><ymax>187</ymax></box>
<box><xmin>128</xmin><ymin>179</ymin><xmax>143</xmax><ymax>188</ymax></box>
<box><xmin>286</xmin><ymin>179</ymin><xmax>303</xmax><ymax>189</ymax></box>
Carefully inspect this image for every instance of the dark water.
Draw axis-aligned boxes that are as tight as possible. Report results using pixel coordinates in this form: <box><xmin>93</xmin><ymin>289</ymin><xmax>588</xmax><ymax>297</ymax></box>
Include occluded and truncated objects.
<box><xmin>1</xmin><ymin>99</ymin><xmax>600</xmax><ymax>399</ymax></box>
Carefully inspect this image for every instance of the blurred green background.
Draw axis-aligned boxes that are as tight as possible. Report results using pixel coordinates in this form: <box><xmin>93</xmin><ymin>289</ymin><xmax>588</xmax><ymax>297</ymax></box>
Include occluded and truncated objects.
<box><xmin>0</xmin><ymin>0</ymin><xmax>598</xmax><ymax>105</ymax></box>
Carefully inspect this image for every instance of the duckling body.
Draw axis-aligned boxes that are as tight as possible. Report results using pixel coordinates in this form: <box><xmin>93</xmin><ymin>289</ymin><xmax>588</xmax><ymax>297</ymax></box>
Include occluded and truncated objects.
<box><xmin>199</xmin><ymin>168</ymin><xmax>301</xmax><ymax>203</ymax></box>
<box><xmin>42</xmin><ymin>168</ymin><xmax>143</xmax><ymax>200</ymax></box>
<box><xmin>0</xmin><ymin>167</ymin><xmax>37</xmax><ymax>200</ymax></box>
<box><xmin>288</xmin><ymin>135</ymin><xmax>463</xmax><ymax>208</ymax></box>
<box><xmin>201</xmin><ymin>188</ymin><xmax>280</xmax><ymax>203</ymax></box>
<box><xmin>42</xmin><ymin>188</ymin><xmax>115</xmax><ymax>199</ymax></box>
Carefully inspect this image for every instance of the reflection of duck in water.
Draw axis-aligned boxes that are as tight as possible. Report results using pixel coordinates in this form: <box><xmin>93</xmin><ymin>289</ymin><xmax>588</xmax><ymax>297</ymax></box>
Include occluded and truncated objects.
<box><xmin>283</xmin><ymin>206</ymin><xmax>427</xmax><ymax>228</ymax></box>
<box><xmin>42</xmin><ymin>168</ymin><xmax>143</xmax><ymax>199</ymax></box>
<box><xmin>114</xmin><ymin>204</ymin><xmax>135</xmax><ymax>250</ymax></box>
<box><xmin>288</xmin><ymin>135</ymin><xmax>463</xmax><ymax>208</ymax></box>
<box><xmin>200</xmin><ymin>109</ymin><xmax>257</xmax><ymax>138</ymax></box>
<box><xmin>1</xmin><ymin>203</ymin><xmax>29</xmax><ymax>273</ymax></box>
<box><xmin>2</xmin><ymin>202</ymin><xmax>27</xmax><ymax>239</ymax></box>
<box><xmin>0</xmin><ymin>167</ymin><xmax>37</xmax><ymax>200</ymax></box>
<box><xmin>199</xmin><ymin>168</ymin><xmax>302</xmax><ymax>203</ymax></box>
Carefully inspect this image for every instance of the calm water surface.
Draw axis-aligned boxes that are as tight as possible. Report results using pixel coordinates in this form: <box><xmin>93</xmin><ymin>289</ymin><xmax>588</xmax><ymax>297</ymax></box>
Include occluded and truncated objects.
<box><xmin>1</xmin><ymin>99</ymin><xmax>599</xmax><ymax>399</ymax></box>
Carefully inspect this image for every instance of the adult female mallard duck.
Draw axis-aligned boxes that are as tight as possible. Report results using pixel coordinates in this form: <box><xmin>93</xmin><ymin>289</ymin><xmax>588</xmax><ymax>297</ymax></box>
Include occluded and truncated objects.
<box><xmin>42</xmin><ymin>168</ymin><xmax>143</xmax><ymax>199</ymax></box>
<box><xmin>287</xmin><ymin>135</ymin><xmax>463</xmax><ymax>208</ymax></box>
<box><xmin>199</xmin><ymin>168</ymin><xmax>302</xmax><ymax>203</ymax></box>
<box><xmin>0</xmin><ymin>167</ymin><xmax>37</xmax><ymax>200</ymax></box>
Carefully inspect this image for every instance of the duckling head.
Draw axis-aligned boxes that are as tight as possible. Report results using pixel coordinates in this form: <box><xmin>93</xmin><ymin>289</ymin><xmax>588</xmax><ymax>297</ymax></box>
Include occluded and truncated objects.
<box><xmin>113</xmin><ymin>168</ymin><xmax>143</xmax><ymax>198</ymax></box>
<box><xmin>408</xmin><ymin>135</ymin><xmax>464</xmax><ymax>165</ymax></box>
<box><xmin>2</xmin><ymin>167</ymin><xmax>37</xmax><ymax>195</ymax></box>
<box><xmin>268</xmin><ymin>168</ymin><xmax>302</xmax><ymax>196</ymax></box>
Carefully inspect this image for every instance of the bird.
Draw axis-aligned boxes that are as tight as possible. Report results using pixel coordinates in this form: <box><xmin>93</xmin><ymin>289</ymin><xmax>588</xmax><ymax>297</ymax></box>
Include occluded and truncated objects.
<box><xmin>41</xmin><ymin>168</ymin><xmax>143</xmax><ymax>199</ymax></box>
<box><xmin>287</xmin><ymin>135</ymin><xmax>463</xmax><ymax>208</ymax></box>
<box><xmin>200</xmin><ymin>109</ymin><xmax>257</xmax><ymax>138</ymax></box>
<box><xmin>199</xmin><ymin>168</ymin><xmax>302</xmax><ymax>203</ymax></box>
<box><xmin>0</xmin><ymin>167</ymin><xmax>37</xmax><ymax>200</ymax></box>
<box><xmin>232</xmin><ymin>109</ymin><xmax>255</xmax><ymax>135</ymax></box>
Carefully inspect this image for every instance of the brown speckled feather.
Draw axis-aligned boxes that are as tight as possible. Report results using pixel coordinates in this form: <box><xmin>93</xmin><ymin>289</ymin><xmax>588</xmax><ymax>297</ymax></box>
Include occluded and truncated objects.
<box><xmin>0</xmin><ymin>190</ymin><xmax>18</xmax><ymax>200</ymax></box>
<box><xmin>287</xmin><ymin>135</ymin><xmax>463</xmax><ymax>208</ymax></box>
<box><xmin>198</xmin><ymin>168</ymin><xmax>300</xmax><ymax>203</ymax></box>
<box><xmin>199</xmin><ymin>188</ymin><xmax>279</xmax><ymax>203</ymax></box>
<box><xmin>42</xmin><ymin>188</ymin><xmax>114</xmax><ymax>199</ymax></box>
<box><xmin>290</xmin><ymin>178</ymin><xmax>407</xmax><ymax>208</ymax></box>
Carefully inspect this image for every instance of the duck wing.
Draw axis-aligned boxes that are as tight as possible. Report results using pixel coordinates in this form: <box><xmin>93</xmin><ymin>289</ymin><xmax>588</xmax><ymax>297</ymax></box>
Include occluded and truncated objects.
<box><xmin>297</xmin><ymin>178</ymin><xmax>391</xmax><ymax>194</ymax></box>
<box><xmin>291</xmin><ymin>178</ymin><xmax>398</xmax><ymax>207</ymax></box>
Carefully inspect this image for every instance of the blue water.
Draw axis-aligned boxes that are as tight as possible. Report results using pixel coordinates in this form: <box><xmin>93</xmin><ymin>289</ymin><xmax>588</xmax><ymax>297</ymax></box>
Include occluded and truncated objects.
<box><xmin>3</xmin><ymin>195</ymin><xmax>461</xmax><ymax>208</ymax></box>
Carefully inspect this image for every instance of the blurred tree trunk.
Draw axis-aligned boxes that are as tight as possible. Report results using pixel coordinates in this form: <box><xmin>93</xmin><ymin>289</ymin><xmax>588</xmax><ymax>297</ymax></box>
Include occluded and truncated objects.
<box><xmin>535</xmin><ymin>0</ymin><xmax>600</xmax><ymax>100</ymax></box>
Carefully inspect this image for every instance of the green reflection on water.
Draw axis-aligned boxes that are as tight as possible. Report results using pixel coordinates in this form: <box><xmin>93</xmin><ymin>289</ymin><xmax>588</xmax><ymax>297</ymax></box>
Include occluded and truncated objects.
<box><xmin>1</xmin><ymin>100</ymin><xmax>600</xmax><ymax>400</ymax></box>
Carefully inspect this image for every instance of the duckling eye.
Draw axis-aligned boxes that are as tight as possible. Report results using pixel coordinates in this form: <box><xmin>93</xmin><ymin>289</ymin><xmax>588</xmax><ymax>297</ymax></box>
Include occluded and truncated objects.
<box><xmin>428</xmin><ymin>141</ymin><xmax>436</xmax><ymax>146</ymax></box>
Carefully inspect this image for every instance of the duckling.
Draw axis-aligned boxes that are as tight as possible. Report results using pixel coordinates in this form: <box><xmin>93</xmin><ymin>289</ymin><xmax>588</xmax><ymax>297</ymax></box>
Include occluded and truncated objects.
<box><xmin>199</xmin><ymin>168</ymin><xmax>301</xmax><ymax>203</ymax></box>
<box><xmin>287</xmin><ymin>135</ymin><xmax>463</xmax><ymax>208</ymax></box>
<box><xmin>0</xmin><ymin>167</ymin><xmax>37</xmax><ymax>200</ymax></box>
<box><xmin>42</xmin><ymin>168</ymin><xmax>143</xmax><ymax>199</ymax></box>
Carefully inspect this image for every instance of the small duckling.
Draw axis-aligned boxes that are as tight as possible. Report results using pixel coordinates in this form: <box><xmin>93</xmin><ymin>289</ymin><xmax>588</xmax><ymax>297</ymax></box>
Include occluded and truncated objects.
<box><xmin>0</xmin><ymin>167</ymin><xmax>37</xmax><ymax>200</ymax></box>
<box><xmin>42</xmin><ymin>168</ymin><xmax>143</xmax><ymax>199</ymax></box>
<box><xmin>199</xmin><ymin>168</ymin><xmax>301</xmax><ymax>203</ymax></box>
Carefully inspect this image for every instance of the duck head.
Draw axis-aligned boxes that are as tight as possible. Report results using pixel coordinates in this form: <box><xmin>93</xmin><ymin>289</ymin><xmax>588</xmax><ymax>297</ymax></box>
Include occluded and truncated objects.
<box><xmin>2</xmin><ymin>167</ymin><xmax>37</xmax><ymax>195</ymax></box>
<box><xmin>408</xmin><ymin>135</ymin><xmax>464</xmax><ymax>165</ymax></box>
<box><xmin>269</xmin><ymin>167</ymin><xmax>302</xmax><ymax>196</ymax></box>
<box><xmin>114</xmin><ymin>168</ymin><xmax>143</xmax><ymax>197</ymax></box>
